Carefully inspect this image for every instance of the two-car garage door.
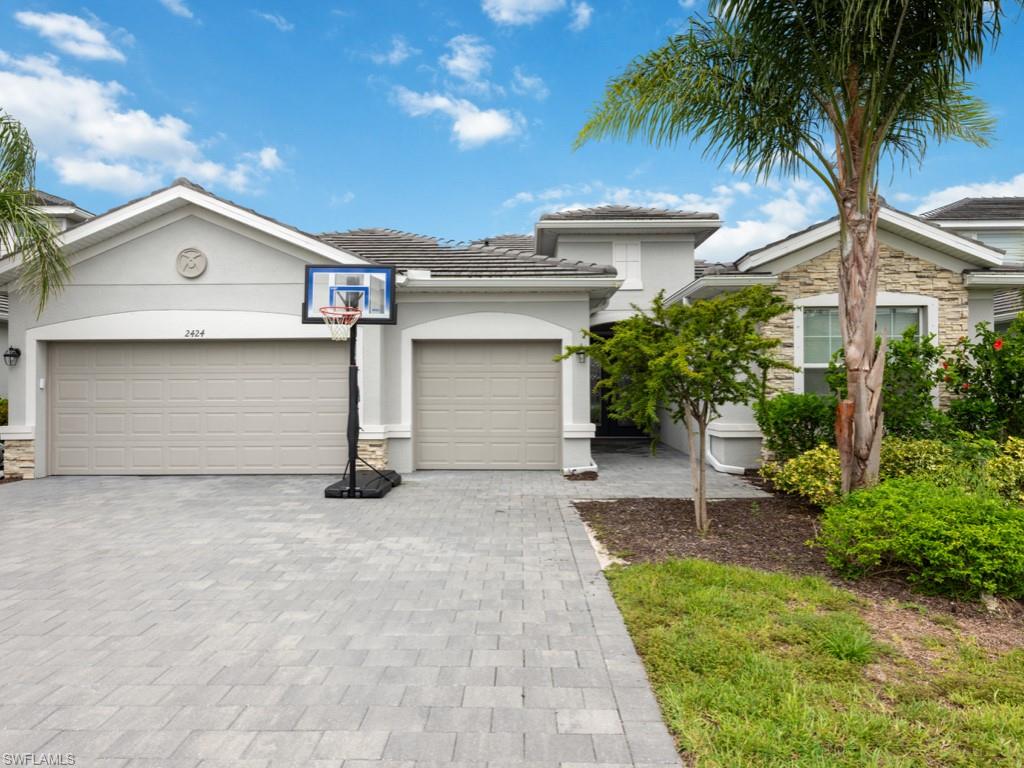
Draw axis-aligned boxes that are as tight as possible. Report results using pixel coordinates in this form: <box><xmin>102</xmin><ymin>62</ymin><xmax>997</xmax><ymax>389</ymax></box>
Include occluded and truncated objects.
<box><xmin>49</xmin><ymin>341</ymin><xmax>348</xmax><ymax>474</ymax></box>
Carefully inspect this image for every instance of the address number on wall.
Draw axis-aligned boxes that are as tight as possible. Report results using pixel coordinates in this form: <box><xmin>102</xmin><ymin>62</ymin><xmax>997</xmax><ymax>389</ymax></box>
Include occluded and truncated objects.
<box><xmin>184</xmin><ymin>329</ymin><xmax>206</xmax><ymax>338</ymax></box>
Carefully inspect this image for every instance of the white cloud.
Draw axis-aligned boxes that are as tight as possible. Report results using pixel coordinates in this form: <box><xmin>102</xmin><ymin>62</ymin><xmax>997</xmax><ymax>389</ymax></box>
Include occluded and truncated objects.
<box><xmin>330</xmin><ymin>191</ymin><xmax>355</xmax><ymax>206</ymax></box>
<box><xmin>254</xmin><ymin>11</ymin><xmax>294</xmax><ymax>31</ymax></box>
<box><xmin>393</xmin><ymin>86</ymin><xmax>524</xmax><ymax>149</ymax></box>
<box><xmin>482</xmin><ymin>0</ymin><xmax>566</xmax><ymax>25</ymax></box>
<box><xmin>159</xmin><ymin>0</ymin><xmax>194</xmax><ymax>19</ymax></box>
<box><xmin>255</xmin><ymin>146</ymin><xmax>282</xmax><ymax>170</ymax></box>
<box><xmin>913</xmin><ymin>172</ymin><xmax>1024</xmax><ymax>214</ymax></box>
<box><xmin>0</xmin><ymin>51</ymin><xmax>281</xmax><ymax>194</ymax></box>
<box><xmin>53</xmin><ymin>158</ymin><xmax>159</xmax><ymax>194</ymax></box>
<box><xmin>370</xmin><ymin>35</ymin><xmax>418</xmax><ymax>66</ymax></box>
<box><xmin>15</xmin><ymin>11</ymin><xmax>125</xmax><ymax>62</ymax></box>
<box><xmin>511</xmin><ymin>67</ymin><xmax>549</xmax><ymax>100</ymax></box>
<box><xmin>501</xmin><ymin>178</ymin><xmax>830</xmax><ymax>262</ymax></box>
<box><xmin>678</xmin><ymin>0</ymin><xmax>698</xmax><ymax>7</ymax></box>
<box><xmin>568</xmin><ymin>1</ymin><xmax>592</xmax><ymax>31</ymax></box>
<box><xmin>440</xmin><ymin>35</ymin><xmax>494</xmax><ymax>91</ymax></box>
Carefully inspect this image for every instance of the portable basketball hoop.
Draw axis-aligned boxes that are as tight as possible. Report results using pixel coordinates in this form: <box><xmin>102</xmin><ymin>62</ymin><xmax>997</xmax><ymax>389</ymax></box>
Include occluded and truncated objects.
<box><xmin>319</xmin><ymin>305</ymin><xmax>361</xmax><ymax>341</ymax></box>
<box><xmin>309</xmin><ymin>279</ymin><xmax>401</xmax><ymax>500</ymax></box>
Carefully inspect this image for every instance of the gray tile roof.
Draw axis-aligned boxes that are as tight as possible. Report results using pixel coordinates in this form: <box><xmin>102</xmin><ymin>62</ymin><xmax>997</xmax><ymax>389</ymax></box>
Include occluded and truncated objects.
<box><xmin>318</xmin><ymin>229</ymin><xmax>616</xmax><ymax>278</ymax></box>
<box><xmin>33</xmin><ymin>190</ymin><xmax>81</xmax><ymax>208</ymax></box>
<box><xmin>539</xmin><ymin>205</ymin><xmax>718</xmax><ymax>221</ymax></box>
<box><xmin>994</xmin><ymin>289</ymin><xmax>1023</xmax><ymax>321</ymax></box>
<box><xmin>470</xmin><ymin>234</ymin><xmax>537</xmax><ymax>251</ymax></box>
<box><xmin>921</xmin><ymin>198</ymin><xmax>1024</xmax><ymax>221</ymax></box>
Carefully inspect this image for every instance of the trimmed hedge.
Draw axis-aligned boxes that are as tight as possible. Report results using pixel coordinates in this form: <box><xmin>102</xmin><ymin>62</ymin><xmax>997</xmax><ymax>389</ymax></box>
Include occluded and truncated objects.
<box><xmin>754</xmin><ymin>393</ymin><xmax>835</xmax><ymax>461</ymax></box>
<box><xmin>819</xmin><ymin>478</ymin><xmax>1024</xmax><ymax>598</ymax></box>
<box><xmin>0</xmin><ymin>397</ymin><xmax>7</xmax><ymax>427</ymax></box>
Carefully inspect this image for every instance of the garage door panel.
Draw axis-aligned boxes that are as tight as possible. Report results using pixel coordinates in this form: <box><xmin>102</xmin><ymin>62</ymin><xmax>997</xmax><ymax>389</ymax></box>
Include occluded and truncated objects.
<box><xmin>49</xmin><ymin>340</ymin><xmax>348</xmax><ymax>475</ymax></box>
<box><xmin>414</xmin><ymin>341</ymin><xmax>560</xmax><ymax>470</ymax></box>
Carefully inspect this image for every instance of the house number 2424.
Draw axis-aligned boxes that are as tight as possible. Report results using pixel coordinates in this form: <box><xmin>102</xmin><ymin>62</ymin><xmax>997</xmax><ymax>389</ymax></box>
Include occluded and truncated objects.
<box><xmin>184</xmin><ymin>329</ymin><xmax>206</xmax><ymax>338</ymax></box>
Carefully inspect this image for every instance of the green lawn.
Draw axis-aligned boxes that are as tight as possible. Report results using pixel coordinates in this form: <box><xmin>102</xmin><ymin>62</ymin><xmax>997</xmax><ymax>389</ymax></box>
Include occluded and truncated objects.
<box><xmin>607</xmin><ymin>559</ymin><xmax>1024</xmax><ymax>768</ymax></box>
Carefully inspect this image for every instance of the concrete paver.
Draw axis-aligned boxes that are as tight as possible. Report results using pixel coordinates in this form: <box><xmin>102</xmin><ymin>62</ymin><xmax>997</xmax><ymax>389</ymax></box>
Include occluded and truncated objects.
<box><xmin>0</xmin><ymin>444</ymin><xmax>762</xmax><ymax>766</ymax></box>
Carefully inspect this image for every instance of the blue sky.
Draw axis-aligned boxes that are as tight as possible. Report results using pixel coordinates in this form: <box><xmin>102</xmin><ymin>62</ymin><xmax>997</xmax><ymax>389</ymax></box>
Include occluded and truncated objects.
<box><xmin>1</xmin><ymin>1</ymin><xmax>1022</xmax><ymax>262</ymax></box>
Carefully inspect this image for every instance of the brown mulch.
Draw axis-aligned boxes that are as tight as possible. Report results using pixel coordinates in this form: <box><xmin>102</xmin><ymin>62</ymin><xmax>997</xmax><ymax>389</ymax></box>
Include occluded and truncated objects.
<box><xmin>0</xmin><ymin>475</ymin><xmax>22</xmax><ymax>485</ymax></box>
<box><xmin>564</xmin><ymin>471</ymin><xmax>599</xmax><ymax>481</ymax></box>
<box><xmin>575</xmin><ymin>495</ymin><xmax>1024</xmax><ymax>650</ymax></box>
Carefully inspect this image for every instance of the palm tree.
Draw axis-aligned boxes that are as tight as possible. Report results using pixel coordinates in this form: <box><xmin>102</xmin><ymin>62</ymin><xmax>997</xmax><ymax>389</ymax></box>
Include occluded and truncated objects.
<box><xmin>0</xmin><ymin>110</ymin><xmax>70</xmax><ymax>314</ymax></box>
<box><xmin>577</xmin><ymin>0</ymin><xmax>1008</xmax><ymax>491</ymax></box>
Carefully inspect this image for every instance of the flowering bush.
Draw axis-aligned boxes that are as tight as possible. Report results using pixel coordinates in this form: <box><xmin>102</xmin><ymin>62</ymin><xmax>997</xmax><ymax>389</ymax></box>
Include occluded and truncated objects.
<box><xmin>944</xmin><ymin>317</ymin><xmax>1024</xmax><ymax>439</ymax></box>
<box><xmin>986</xmin><ymin>437</ymin><xmax>1024</xmax><ymax>505</ymax></box>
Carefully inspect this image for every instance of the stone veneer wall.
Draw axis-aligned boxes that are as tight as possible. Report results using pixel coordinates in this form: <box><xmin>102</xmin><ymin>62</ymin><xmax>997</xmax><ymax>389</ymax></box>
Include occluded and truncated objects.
<box><xmin>357</xmin><ymin>439</ymin><xmax>389</xmax><ymax>470</ymax></box>
<box><xmin>2</xmin><ymin>439</ymin><xmax>35</xmax><ymax>479</ymax></box>
<box><xmin>762</xmin><ymin>244</ymin><xmax>969</xmax><ymax>393</ymax></box>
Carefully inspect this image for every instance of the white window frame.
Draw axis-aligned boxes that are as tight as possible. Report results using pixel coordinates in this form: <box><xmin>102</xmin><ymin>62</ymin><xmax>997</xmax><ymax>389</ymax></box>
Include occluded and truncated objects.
<box><xmin>792</xmin><ymin>292</ymin><xmax>939</xmax><ymax>394</ymax></box>
<box><xmin>612</xmin><ymin>240</ymin><xmax>643</xmax><ymax>290</ymax></box>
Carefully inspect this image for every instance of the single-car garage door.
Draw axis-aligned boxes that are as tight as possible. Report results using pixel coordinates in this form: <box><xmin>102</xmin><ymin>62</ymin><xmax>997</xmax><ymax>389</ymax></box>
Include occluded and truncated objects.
<box><xmin>414</xmin><ymin>340</ymin><xmax>561</xmax><ymax>469</ymax></box>
<box><xmin>49</xmin><ymin>340</ymin><xmax>347</xmax><ymax>475</ymax></box>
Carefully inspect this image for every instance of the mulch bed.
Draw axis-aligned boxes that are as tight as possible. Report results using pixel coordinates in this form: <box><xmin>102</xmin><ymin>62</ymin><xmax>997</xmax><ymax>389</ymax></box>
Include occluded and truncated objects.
<box><xmin>575</xmin><ymin>494</ymin><xmax>1024</xmax><ymax>631</ymax></box>
<box><xmin>564</xmin><ymin>471</ymin><xmax>599</xmax><ymax>481</ymax></box>
<box><xmin>0</xmin><ymin>475</ymin><xmax>22</xmax><ymax>485</ymax></box>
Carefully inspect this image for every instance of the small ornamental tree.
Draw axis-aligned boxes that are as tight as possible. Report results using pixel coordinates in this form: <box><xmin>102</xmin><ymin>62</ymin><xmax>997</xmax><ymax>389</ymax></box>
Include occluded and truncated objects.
<box><xmin>565</xmin><ymin>285</ymin><xmax>790</xmax><ymax>532</ymax></box>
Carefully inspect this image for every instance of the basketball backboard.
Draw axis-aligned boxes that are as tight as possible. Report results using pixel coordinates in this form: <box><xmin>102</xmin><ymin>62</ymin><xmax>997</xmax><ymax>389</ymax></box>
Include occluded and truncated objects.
<box><xmin>302</xmin><ymin>265</ymin><xmax>397</xmax><ymax>324</ymax></box>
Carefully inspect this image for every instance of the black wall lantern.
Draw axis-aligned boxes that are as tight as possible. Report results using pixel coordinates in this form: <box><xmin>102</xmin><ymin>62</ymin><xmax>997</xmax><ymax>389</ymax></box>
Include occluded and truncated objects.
<box><xmin>2</xmin><ymin>347</ymin><xmax>21</xmax><ymax>367</ymax></box>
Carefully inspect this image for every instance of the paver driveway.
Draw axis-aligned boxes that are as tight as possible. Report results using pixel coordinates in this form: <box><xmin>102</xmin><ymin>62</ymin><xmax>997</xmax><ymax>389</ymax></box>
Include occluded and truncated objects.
<box><xmin>0</xmin><ymin>445</ymin><xmax>763</xmax><ymax>767</ymax></box>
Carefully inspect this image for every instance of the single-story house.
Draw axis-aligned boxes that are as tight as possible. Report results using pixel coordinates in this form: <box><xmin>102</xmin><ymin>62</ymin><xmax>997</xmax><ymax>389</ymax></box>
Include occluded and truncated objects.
<box><xmin>0</xmin><ymin>179</ymin><xmax>719</xmax><ymax>478</ymax></box>
<box><xmin>2</xmin><ymin>182</ymin><xmax>1021</xmax><ymax>480</ymax></box>
<box><xmin>669</xmin><ymin>199</ymin><xmax>1024</xmax><ymax>472</ymax></box>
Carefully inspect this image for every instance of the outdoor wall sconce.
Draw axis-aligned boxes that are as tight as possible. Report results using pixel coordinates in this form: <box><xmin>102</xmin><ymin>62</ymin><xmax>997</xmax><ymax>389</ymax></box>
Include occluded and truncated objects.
<box><xmin>575</xmin><ymin>350</ymin><xmax>588</xmax><ymax>363</ymax></box>
<box><xmin>3</xmin><ymin>347</ymin><xmax>21</xmax><ymax>367</ymax></box>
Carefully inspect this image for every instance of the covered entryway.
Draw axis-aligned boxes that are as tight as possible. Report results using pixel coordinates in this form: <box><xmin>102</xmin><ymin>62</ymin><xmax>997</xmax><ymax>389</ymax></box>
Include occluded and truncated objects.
<box><xmin>413</xmin><ymin>340</ymin><xmax>561</xmax><ymax>469</ymax></box>
<box><xmin>48</xmin><ymin>340</ymin><xmax>347</xmax><ymax>474</ymax></box>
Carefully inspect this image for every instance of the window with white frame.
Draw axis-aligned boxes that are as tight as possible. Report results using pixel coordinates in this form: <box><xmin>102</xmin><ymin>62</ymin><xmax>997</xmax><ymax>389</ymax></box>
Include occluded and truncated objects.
<box><xmin>802</xmin><ymin>306</ymin><xmax>923</xmax><ymax>394</ymax></box>
<box><xmin>612</xmin><ymin>241</ymin><xmax>643</xmax><ymax>290</ymax></box>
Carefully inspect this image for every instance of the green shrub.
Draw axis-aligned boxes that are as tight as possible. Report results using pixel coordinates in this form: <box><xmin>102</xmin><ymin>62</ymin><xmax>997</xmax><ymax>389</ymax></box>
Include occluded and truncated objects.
<box><xmin>0</xmin><ymin>398</ymin><xmax>7</xmax><ymax>427</ymax></box>
<box><xmin>986</xmin><ymin>437</ymin><xmax>1024</xmax><ymax>505</ymax></box>
<box><xmin>879</xmin><ymin>438</ymin><xmax>953</xmax><ymax>481</ymax></box>
<box><xmin>761</xmin><ymin>445</ymin><xmax>841</xmax><ymax>507</ymax></box>
<box><xmin>828</xmin><ymin>327</ymin><xmax>949</xmax><ymax>439</ymax></box>
<box><xmin>753</xmin><ymin>392</ymin><xmax>835</xmax><ymax>461</ymax></box>
<box><xmin>819</xmin><ymin>478</ymin><xmax>1024</xmax><ymax>598</ymax></box>
<box><xmin>765</xmin><ymin>437</ymin><xmax>971</xmax><ymax>507</ymax></box>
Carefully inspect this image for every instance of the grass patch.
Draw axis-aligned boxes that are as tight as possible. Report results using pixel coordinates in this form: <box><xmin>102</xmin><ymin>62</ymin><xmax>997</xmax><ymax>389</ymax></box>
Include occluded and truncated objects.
<box><xmin>607</xmin><ymin>559</ymin><xmax>1024</xmax><ymax>767</ymax></box>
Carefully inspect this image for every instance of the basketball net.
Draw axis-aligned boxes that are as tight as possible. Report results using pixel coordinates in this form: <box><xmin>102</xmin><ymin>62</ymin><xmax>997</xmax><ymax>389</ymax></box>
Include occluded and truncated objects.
<box><xmin>320</xmin><ymin>306</ymin><xmax>361</xmax><ymax>341</ymax></box>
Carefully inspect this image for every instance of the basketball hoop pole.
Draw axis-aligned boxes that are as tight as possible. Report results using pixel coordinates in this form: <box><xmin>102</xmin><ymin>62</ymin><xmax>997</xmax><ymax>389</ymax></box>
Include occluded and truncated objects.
<box><xmin>345</xmin><ymin>323</ymin><xmax>359</xmax><ymax>497</ymax></box>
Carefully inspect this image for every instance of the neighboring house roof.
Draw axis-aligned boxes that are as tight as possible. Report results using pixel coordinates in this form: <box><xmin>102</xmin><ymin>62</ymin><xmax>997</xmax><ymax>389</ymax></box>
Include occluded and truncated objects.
<box><xmin>34</xmin><ymin>190</ymin><xmax>81</xmax><ymax>208</ymax></box>
<box><xmin>921</xmin><ymin>198</ymin><xmax>1024</xmax><ymax>221</ymax></box>
<box><xmin>318</xmin><ymin>228</ymin><xmax>616</xmax><ymax>278</ymax></box>
<box><xmin>540</xmin><ymin>205</ymin><xmax>719</xmax><ymax>221</ymax></box>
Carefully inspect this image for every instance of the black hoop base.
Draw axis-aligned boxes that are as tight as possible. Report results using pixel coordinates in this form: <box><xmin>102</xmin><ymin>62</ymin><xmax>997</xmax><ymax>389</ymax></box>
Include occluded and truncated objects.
<box><xmin>325</xmin><ymin>468</ymin><xmax>402</xmax><ymax>499</ymax></box>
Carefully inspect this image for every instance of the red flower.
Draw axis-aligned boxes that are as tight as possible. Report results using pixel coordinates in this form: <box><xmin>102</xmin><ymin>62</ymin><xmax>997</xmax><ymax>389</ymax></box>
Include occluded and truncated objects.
<box><xmin>962</xmin><ymin>382</ymin><xmax>970</xmax><ymax>391</ymax></box>
<box><xmin>944</xmin><ymin>375</ymin><xmax>952</xmax><ymax>383</ymax></box>
<box><xmin>942</xmin><ymin>361</ymin><xmax>949</xmax><ymax>370</ymax></box>
<box><xmin>994</xmin><ymin>338</ymin><xmax>1004</xmax><ymax>351</ymax></box>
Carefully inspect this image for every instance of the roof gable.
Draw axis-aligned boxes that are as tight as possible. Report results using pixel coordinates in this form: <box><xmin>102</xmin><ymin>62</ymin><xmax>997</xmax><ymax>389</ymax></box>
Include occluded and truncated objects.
<box><xmin>539</xmin><ymin>205</ymin><xmax>718</xmax><ymax>221</ymax></box>
<box><xmin>736</xmin><ymin>206</ymin><xmax>1003</xmax><ymax>272</ymax></box>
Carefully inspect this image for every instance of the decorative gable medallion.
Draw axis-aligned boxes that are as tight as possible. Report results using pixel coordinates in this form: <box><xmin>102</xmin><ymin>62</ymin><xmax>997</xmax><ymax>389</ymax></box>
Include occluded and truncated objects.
<box><xmin>176</xmin><ymin>248</ymin><xmax>208</xmax><ymax>279</ymax></box>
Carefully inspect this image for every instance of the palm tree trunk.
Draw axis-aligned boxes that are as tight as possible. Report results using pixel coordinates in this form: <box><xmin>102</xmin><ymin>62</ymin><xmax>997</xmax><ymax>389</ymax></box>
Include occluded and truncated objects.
<box><xmin>836</xmin><ymin>188</ymin><xmax>885</xmax><ymax>492</ymax></box>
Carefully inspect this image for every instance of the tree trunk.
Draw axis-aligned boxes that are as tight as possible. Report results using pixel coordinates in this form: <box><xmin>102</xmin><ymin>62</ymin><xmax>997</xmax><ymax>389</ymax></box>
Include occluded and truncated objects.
<box><xmin>696</xmin><ymin>417</ymin><xmax>709</xmax><ymax>534</ymax></box>
<box><xmin>836</xmin><ymin>187</ymin><xmax>885</xmax><ymax>492</ymax></box>
<box><xmin>685</xmin><ymin>406</ymin><xmax>709</xmax><ymax>534</ymax></box>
